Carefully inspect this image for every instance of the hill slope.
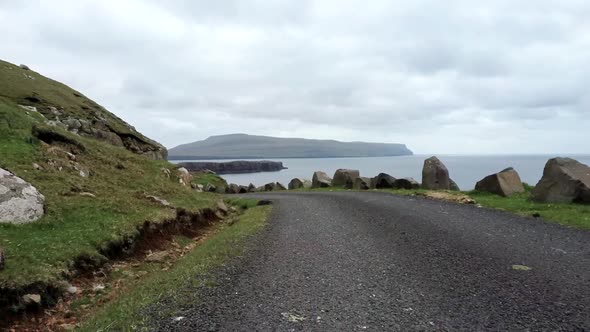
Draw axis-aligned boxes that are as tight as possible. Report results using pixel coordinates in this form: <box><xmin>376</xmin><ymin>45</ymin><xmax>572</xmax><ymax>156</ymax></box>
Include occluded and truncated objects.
<box><xmin>0</xmin><ymin>60</ymin><xmax>166</xmax><ymax>159</ymax></box>
<box><xmin>0</xmin><ymin>60</ymin><xmax>225</xmax><ymax>304</ymax></box>
<box><xmin>169</xmin><ymin>134</ymin><xmax>413</xmax><ymax>159</ymax></box>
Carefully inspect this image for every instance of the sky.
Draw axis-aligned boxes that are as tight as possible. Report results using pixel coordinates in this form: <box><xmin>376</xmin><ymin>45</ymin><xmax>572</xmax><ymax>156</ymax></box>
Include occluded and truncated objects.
<box><xmin>1</xmin><ymin>1</ymin><xmax>589</xmax><ymax>154</ymax></box>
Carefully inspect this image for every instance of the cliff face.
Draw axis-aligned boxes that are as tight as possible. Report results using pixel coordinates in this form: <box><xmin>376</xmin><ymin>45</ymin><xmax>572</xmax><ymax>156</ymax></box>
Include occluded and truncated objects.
<box><xmin>178</xmin><ymin>161</ymin><xmax>287</xmax><ymax>174</ymax></box>
<box><xmin>169</xmin><ymin>134</ymin><xmax>412</xmax><ymax>160</ymax></box>
<box><xmin>0</xmin><ymin>60</ymin><xmax>167</xmax><ymax>160</ymax></box>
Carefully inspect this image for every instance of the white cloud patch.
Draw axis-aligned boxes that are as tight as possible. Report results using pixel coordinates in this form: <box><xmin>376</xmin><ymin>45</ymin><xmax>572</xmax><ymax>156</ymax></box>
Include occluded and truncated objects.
<box><xmin>1</xmin><ymin>0</ymin><xmax>588</xmax><ymax>153</ymax></box>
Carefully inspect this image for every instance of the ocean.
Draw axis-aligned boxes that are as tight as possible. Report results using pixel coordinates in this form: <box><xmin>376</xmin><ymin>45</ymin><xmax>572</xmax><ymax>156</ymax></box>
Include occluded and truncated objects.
<box><xmin>174</xmin><ymin>155</ymin><xmax>590</xmax><ymax>190</ymax></box>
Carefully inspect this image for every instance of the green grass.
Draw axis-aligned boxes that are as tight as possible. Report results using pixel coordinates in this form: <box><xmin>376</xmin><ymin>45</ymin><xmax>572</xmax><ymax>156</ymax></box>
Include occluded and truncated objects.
<box><xmin>190</xmin><ymin>171</ymin><xmax>227</xmax><ymax>189</ymax></box>
<box><xmin>469</xmin><ymin>191</ymin><xmax>590</xmax><ymax>229</ymax></box>
<box><xmin>79</xmin><ymin>205</ymin><xmax>271</xmax><ymax>331</ymax></box>
<box><xmin>0</xmin><ymin>101</ymin><xmax>223</xmax><ymax>288</ymax></box>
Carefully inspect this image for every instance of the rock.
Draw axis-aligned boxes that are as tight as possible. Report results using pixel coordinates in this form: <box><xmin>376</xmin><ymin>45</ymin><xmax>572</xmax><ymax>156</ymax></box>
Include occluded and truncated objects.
<box><xmin>205</xmin><ymin>183</ymin><xmax>217</xmax><ymax>193</ymax></box>
<box><xmin>421</xmin><ymin>156</ymin><xmax>451</xmax><ymax>190</ymax></box>
<box><xmin>146</xmin><ymin>250</ymin><xmax>169</xmax><ymax>263</ymax></box>
<box><xmin>238</xmin><ymin>185</ymin><xmax>249</xmax><ymax>194</ymax></box>
<box><xmin>92</xmin><ymin>284</ymin><xmax>105</xmax><ymax>292</ymax></box>
<box><xmin>32</xmin><ymin>163</ymin><xmax>43</xmax><ymax>171</ymax></box>
<box><xmin>393</xmin><ymin>177</ymin><xmax>420</xmax><ymax>190</ymax></box>
<box><xmin>217</xmin><ymin>201</ymin><xmax>229</xmax><ymax>214</ymax></box>
<box><xmin>288</xmin><ymin>178</ymin><xmax>305</xmax><ymax>190</ymax></box>
<box><xmin>22</xmin><ymin>294</ymin><xmax>41</xmax><ymax>305</ymax></box>
<box><xmin>176</xmin><ymin>167</ymin><xmax>192</xmax><ymax>186</ymax></box>
<box><xmin>475</xmin><ymin>167</ymin><xmax>525</xmax><ymax>197</ymax></box>
<box><xmin>248</xmin><ymin>183</ymin><xmax>257</xmax><ymax>192</ymax></box>
<box><xmin>0</xmin><ymin>168</ymin><xmax>45</xmax><ymax>224</ymax></box>
<box><xmin>227</xmin><ymin>183</ymin><xmax>241</xmax><ymax>194</ymax></box>
<box><xmin>312</xmin><ymin>171</ymin><xmax>332</xmax><ymax>188</ymax></box>
<box><xmin>531</xmin><ymin>158</ymin><xmax>590</xmax><ymax>203</ymax></box>
<box><xmin>352</xmin><ymin>177</ymin><xmax>371</xmax><ymax>190</ymax></box>
<box><xmin>161</xmin><ymin>168</ymin><xmax>171</xmax><ymax>178</ymax></box>
<box><xmin>371</xmin><ymin>173</ymin><xmax>396</xmax><ymax>189</ymax></box>
<box><xmin>191</xmin><ymin>184</ymin><xmax>204</xmax><ymax>192</ymax></box>
<box><xmin>0</xmin><ymin>247</ymin><xmax>5</xmax><ymax>270</ymax></box>
<box><xmin>144</xmin><ymin>194</ymin><xmax>172</xmax><ymax>208</ymax></box>
<box><xmin>19</xmin><ymin>64</ymin><xmax>30</xmax><ymax>70</ymax></box>
<box><xmin>79</xmin><ymin>192</ymin><xmax>96</xmax><ymax>198</ymax></box>
<box><xmin>332</xmin><ymin>169</ymin><xmax>360</xmax><ymax>188</ymax></box>
<box><xmin>264</xmin><ymin>182</ymin><xmax>286</xmax><ymax>191</ymax></box>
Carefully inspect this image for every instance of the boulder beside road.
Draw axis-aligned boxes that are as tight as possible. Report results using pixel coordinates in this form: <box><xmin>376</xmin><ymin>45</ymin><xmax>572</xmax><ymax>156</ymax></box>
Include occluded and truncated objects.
<box><xmin>475</xmin><ymin>167</ymin><xmax>525</xmax><ymax>197</ymax></box>
<box><xmin>531</xmin><ymin>158</ymin><xmax>590</xmax><ymax>203</ymax></box>
<box><xmin>332</xmin><ymin>169</ymin><xmax>360</xmax><ymax>189</ymax></box>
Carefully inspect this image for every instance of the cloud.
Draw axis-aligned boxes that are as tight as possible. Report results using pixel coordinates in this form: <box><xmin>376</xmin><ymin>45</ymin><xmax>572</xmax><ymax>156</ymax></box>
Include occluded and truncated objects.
<box><xmin>1</xmin><ymin>0</ymin><xmax>588</xmax><ymax>154</ymax></box>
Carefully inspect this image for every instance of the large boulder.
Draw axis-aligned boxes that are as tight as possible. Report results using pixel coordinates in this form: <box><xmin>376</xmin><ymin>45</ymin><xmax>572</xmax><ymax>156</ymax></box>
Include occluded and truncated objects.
<box><xmin>352</xmin><ymin>177</ymin><xmax>371</xmax><ymax>190</ymax></box>
<box><xmin>263</xmin><ymin>182</ymin><xmax>286</xmax><ymax>191</ymax></box>
<box><xmin>0</xmin><ymin>168</ymin><xmax>45</xmax><ymax>224</ymax></box>
<box><xmin>312</xmin><ymin>171</ymin><xmax>332</xmax><ymax>188</ymax></box>
<box><xmin>475</xmin><ymin>167</ymin><xmax>525</xmax><ymax>197</ymax></box>
<box><xmin>332</xmin><ymin>169</ymin><xmax>360</xmax><ymax>188</ymax></box>
<box><xmin>371</xmin><ymin>173</ymin><xmax>396</xmax><ymax>189</ymax></box>
<box><xmin>531</xmin><ymin>158</ymin><xmax>590</xmax><ymax>203</ymax></box>
<box><xmin>176</xmin><ymin>167</ymin><xmax>192</xmax><ymax>187</ymax></box>
<box><xmin>421</xmin><ymin>156</ymin><xmax>451</xmax><ymax>190</ymax></box>
<box><xmin>393</xmin><ymin>178</ymin><xmax>420</xmax><ymax>190</ymax></box>
<box><xmin>288</xmin><ymin>178</ymin><xmax>305</xmax><ymax>190</ymax></box>
<box><xmin>226</xmin><ymin>183</ymin><xmax>240</xmax><ymax>194</ymax></box>
<box><xmin>449</xmin><ymin>179</ymin><xmax>460</xmax><ymax>191</ymax></box>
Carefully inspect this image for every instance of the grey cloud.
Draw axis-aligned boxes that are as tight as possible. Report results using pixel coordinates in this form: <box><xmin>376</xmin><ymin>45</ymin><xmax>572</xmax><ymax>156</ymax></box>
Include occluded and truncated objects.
<box><xmin>0</xmin><ymin>0</ymin><xmax>588</xmax><ymax>154</ymax></box>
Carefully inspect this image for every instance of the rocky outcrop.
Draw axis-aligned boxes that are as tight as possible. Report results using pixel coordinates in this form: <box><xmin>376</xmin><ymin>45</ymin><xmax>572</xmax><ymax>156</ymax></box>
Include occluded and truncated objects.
<box><xmin>422</xmin><ymin>156</ymin><xmax>452</xmax><ymax>190</ymax></box>
<box><xmin>288</xmin><ymin>178</ymin><xmax>305</xmax><ymax>190</ymax></box>
<box><xmin>177</xmin><ymin>161</ymin><xmax>286</xmax><ymax>175</ymax></box>
<box><xmin>0</xmin><ymin>168</ymin><xmax>45</xmax><ymax>224</ymax></box>
<box><xmin>176</xmin><ymin>167</ymin><xmax>192</xmax><ymax>187</ymax></box>
<box><xmin>531</xmin><ymin>158</ymin><xmax>590</xmax><ymax>203</ymax></box>
<box><xmin>353</xmin><ymin>177</ymin><xmax>371</xmax><ymax>190</ymax></box>
<box><xmin>371</xmin><ymin>173</ymin><xmax>396</xmax><ymax>189</ymax></box>
<box><xmin>393</xmin><ymin>178</ymin><xmax>420</xmax><ymax>190</ymax></box>
<box><xmin>475</xmin><ymin>168</ymin><xmax>525</xmax><ymax>197</ymax></box>
<box><xmin>312</xmin><ymin>171</ymin><xmax>332</xmax><ymax>188</ymax></box>
<box><xmin>332</xmin><ymin>169</ymin><xmax>360</xmax><ymax>188</ymax></box>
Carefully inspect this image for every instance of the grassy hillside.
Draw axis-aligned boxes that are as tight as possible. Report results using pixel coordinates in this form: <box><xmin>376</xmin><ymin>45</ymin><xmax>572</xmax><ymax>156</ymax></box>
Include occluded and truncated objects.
<box><xmin>0</xmin><ymin>62</ymin><xmax>224</xmax><ymax>293</ymax></box>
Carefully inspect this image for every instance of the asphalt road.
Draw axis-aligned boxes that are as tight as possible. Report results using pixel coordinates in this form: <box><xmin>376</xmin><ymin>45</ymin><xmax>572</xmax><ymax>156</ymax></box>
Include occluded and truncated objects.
<box><xmin>153</xmin><ymin>191</ymin><xmax>590</xmax><ymax>331</ymax></box>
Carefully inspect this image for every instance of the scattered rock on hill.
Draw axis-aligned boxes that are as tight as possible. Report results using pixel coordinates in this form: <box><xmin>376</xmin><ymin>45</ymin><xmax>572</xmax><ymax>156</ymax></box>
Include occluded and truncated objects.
<box><xmin>205</xmin><ymin>183</ymin><xmax>217</xmax><ymax>193</ymax></box>
<box><xmin>22</xmin><ymin>294</ymin><xmax>41</xmax><ymax>305</ymax></box>
<box><xmin>531</xmin><ymin>158</ymin><xmax>590</xmax><ymax>203</ymax></box>
<box><xmin>393</xmin><ymin>178</ymin><xmax>420</xmax><ymax>190</ymax></box>
<box><xmin>176</xmin><ymin>167</ymin><xmax>192</xmax><ymax>186</ymax></box>
<box><xmin>144</xmin><ymin>194</ymin><xmax>172</xmax><ymax>208</ymax></box>
<box><xmin>227</xmin><ymin>184</ymin><xmax>240</xmax><ymax>194</ymax></box>
<box><xmin>312</xmin><ymin>171</ymin><xmax>332</xmax><ymax>188</ymax></box>
<box><xmin>353</xmin><ymin>177</ymin><xmax>371</xmax><ymax>190</ymax></box>
<box><xmin>422</xmin><ymin>156</ymin><xmax>451</xmax><ymax>190</ymax></box>
<box><xmin>0</xmin><ymin>168</ymin><xmax>45</xmax><ymax>224</ymax></box>
<box><xmin>332</xmin><ymin>169</ymin><xmax>360</xmax><ymax>188</ymax></box>
<box><xmin>289</xmin><ymin>178</ymin><xmax>305</xmax><ymax>190</ymax></box>
<box><xmin>475</xmin><ymin>167</ymin><xmax>525</xmax><ymax>197</ymax></box>
<box><xmin>371</xmin><ymin>173</ymin><xmax>396</xmax><ymax>189</ymax></box>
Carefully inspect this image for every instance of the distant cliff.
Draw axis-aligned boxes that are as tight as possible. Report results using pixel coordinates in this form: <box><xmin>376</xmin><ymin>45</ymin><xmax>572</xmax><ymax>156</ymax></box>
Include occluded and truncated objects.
<box><xmin>178</xmin><ymin>160</ymin><xmax>287</xmax><ymax>174</ymax></box>
<box><xmin>168</xmin><ymin>134</ymin><xmax>413</xmax><ymax>159</ymax></box>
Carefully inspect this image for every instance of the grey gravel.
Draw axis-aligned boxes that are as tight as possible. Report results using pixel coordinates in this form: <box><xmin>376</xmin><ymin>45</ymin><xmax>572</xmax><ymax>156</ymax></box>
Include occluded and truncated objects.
<box><xmin>149</xmin><ymin>191</ymin><xmax>590</xmax><ymax>331</ymax></box>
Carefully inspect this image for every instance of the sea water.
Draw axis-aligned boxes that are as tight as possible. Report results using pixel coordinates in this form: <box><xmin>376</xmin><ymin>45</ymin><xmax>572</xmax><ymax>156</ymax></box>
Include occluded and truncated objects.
<box><xmin>174</xmin><ymin>155</ymin><xmax>590</xmax><ymax>190</ymax></box>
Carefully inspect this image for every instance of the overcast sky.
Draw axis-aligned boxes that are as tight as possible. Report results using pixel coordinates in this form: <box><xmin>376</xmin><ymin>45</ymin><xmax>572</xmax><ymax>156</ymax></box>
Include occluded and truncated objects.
<box><xmin>1</xmin><ymin>1</ymin><xmax>589</xmax><ymax>154</ymax></box>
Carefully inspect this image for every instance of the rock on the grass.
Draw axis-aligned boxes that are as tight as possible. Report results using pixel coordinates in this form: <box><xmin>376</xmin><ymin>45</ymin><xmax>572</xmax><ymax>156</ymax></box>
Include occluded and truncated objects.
<box><xmin>421</xmin><ymin>156</ymin><xmax>451</xmax><ymax>190</ymax></box>
<box><xmin>332</xmin><ymin>169</ymin><xmax>360</xmax><ymax>189</ymax></box>
<box><xmin>0</xmin><ymin>168</ymin><xmax>45</xmax><ymax>224</ymax></box>
<box><xmin>176</xmin><ymin>167</ymin><xmax>192</xmax><ymax>186</ymax></box>
<box><xmin>227</xmin><ymin>183</ymin><xmax>240</xmax><ymax>194</ymax></box>
<box><xmin>371</xmin><ymin>173</ymin><xmax>396</xmax><ymax>189</ymax></box>
<box><xmin>288</xmin><ymin>178</ymin><xmax>305</xmax><ymax>190</ymax></box>
<box><xmin>475</xmin><ymin>167</ymin><xmax>525</xmax><ymax>197</ymax></box>
<box><xmin>393</xmin><ymin>178</ymin><xmax>420</xmax><ymax>190</ymax></box>
<box><xmin>205</xmin><ymin>183</ymin><xmax>217</xmax><ymax>193</ymax></box>
<box><xmin>531</xmin><ymin>158</ymin><xmax>590</xmax><ymax>203</ymax></box>
<box><xmin>22</xmin><ymin>294</ymin><xmax>41</xmax><ymax>305</ymax></box>
<box><xmin>352</xmin><ymin>177</ymin><xmax>371</xmax><ymax>190</ymax></box>
<box><xmin>312</xmin><ymin>171</ymin><xmax>332</xmax><ymax>188</ymax></box>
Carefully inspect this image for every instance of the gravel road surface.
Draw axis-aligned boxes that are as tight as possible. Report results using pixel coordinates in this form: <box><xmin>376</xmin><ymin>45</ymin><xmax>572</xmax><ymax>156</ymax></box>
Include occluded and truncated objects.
<box><xmin>151</xmin><ymin>191</ymin><xmax>590</xmax><ymax>331</ymax></box>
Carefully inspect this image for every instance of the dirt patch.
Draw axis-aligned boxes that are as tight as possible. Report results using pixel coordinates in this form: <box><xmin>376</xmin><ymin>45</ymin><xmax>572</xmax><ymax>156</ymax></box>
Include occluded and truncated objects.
<box><xmin>1</xmin><ymin>204</ymin><xmax>230</xmax><ymax>331</ymax></box>
<box><xmin>415</xmin><ymin>191</ymin><xmax>477</xmax><ymax>205</ymax></box>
